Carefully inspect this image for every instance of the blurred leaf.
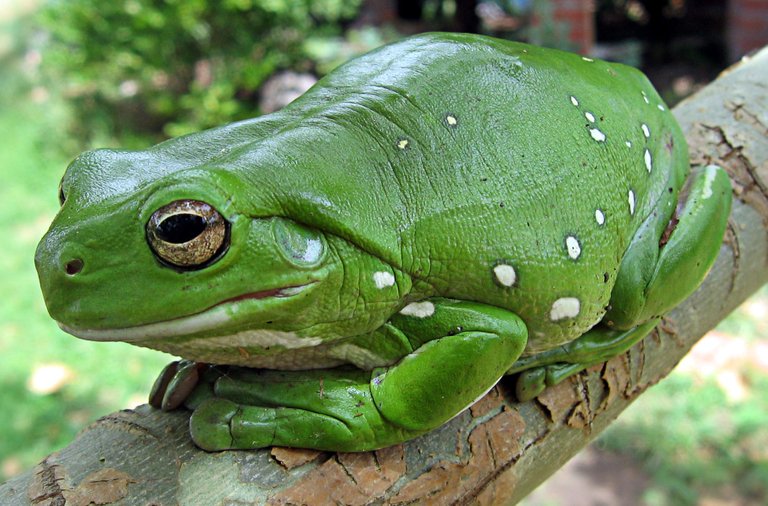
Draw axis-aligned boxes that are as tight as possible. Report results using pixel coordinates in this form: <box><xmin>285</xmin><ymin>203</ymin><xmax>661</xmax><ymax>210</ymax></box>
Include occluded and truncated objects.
<box><xmin>40</xmin><ymin>0</ymin><xmax>364</xmax><ymax>144</ymax></box>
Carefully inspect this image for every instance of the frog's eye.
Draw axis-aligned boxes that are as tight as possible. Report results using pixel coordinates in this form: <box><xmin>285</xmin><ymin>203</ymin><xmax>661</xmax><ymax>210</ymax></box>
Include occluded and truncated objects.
<box><xmin>146</xmin><ymin>200</ymin><xmax>229</xmax><ymax>269</ymax></box>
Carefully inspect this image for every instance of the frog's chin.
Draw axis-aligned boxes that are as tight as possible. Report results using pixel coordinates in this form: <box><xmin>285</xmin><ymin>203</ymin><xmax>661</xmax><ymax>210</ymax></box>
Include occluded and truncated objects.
<box><xmin>58</xmin><ymin>283</ymin><xmax>314</xmax><ymax>343</ymax></box>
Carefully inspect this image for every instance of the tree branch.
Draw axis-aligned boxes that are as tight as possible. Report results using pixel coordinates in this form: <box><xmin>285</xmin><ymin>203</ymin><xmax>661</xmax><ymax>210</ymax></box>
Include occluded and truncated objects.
<box><xmin>3</xmin><ymin>47</ymin><xmax>767</xmax><ymax>506</ymax></box>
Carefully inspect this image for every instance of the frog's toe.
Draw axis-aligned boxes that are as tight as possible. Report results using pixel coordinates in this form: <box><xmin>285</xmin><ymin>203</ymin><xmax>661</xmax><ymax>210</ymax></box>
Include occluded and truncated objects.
<box><xmin>515</xmin><ymin>368</ymin><xmax>546</xmax><ymax>402</ymax></box>
<box><xmin>189</xmin><ymin>398</ymin><xmax>241</xmax><ymax>451</ymax></box>
<box><xmin>149</xmin><ymin>360</ymin><xmax>180</xmax><ymax>409</ymax></box>
<box><xmin>164</xmin><ymin>361</ymin><xmax>207</xmax><ymax>410</ymax></box>
<box><xmin>149</xmin><ymin>360</ymin><xmax>204</xmax><ymax>410</ymax></box>
<box><xmin>517</xmin><ymin>362</ymin><xmax>608</xmax><ymax>401</ymax></box>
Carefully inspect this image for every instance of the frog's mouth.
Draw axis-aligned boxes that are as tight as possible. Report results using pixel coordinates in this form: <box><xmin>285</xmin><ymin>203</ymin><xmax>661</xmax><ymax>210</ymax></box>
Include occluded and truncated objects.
<box><xmin>58</xmin><ymin>283</ymin><xmax>314</xmax><ymax>343</ymax></box>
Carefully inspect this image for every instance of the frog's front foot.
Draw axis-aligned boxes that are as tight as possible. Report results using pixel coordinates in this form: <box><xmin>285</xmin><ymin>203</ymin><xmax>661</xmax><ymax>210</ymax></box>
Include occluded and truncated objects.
<box><xmin>187</xmin><ymin>299</ymin><xmax>528</xmax><ymax>451</ymax></box>
<box><xmin>149</xmin><ymin>360</ymin><xmax>215</xmax><ymax>411</ymax></box>
<box><xmin>189</xmin><ymin>368</ymin><xmax>412</xmax><ymax>452</ymax></box>
<box><xmin>148</xmin><ymin>362</ymin><xmax>398</xmax><ymax>451</ymax></box>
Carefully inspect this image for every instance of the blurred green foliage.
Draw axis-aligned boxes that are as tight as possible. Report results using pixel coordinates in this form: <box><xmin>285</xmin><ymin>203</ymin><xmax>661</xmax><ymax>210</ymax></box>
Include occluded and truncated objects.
<box><xmin>0</xmin><ymin>72</ymin><xmax>172</xmax><ymax>482</ymax></box>
<box><xmin>41</xmin><ymin>0</ymin><xmax>362</xmax><ymax>141</ymax></box>
<box><xmin>304</xmin><ymin>25</ymin><xmax>402</xmax><ymax>76</ymax></box>
<box><xmin>599</xmin><ymin>370</ymin><xmax>768</xmax><ymax>505</ymax></box>
<box><xmin>2</xmin><ymin>4</ymin><xmax>766</xmax><ymax>503</ymax></box>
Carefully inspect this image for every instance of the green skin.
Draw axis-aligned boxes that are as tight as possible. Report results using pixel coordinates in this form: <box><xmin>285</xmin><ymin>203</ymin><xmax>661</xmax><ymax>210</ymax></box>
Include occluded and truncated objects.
<box><xmin>35</xmin><ymin>33</ymin><xmax>732</xmax><ymax>452</ymax></box>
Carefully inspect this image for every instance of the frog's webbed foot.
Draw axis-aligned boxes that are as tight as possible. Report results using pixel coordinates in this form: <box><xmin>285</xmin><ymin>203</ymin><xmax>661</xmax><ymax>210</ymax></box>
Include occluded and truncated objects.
<box><xmin>149</xmin><ymin>360</ymin><xmax>218</xmax><ymax>411</ymax></box>
<box><xmin>190</xmin><ymin>367</ymin><xmax>404</xmax><ymax>451</ymax></box>
<box><xmin>188</xmin><ymin>298</ymin><xmax>528</xmax><ymax>451</ymax></box>
<box><xmin>509</xmin><ymin>320</ymin><xmax>658</xmax><ymax>401</ymax></box>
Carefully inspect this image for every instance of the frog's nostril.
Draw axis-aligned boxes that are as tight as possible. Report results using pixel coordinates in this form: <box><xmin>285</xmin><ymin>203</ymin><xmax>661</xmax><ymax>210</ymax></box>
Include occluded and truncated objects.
<box><xmin>65</xmin><ymin>258</ymin><xmax>84</xmax><ymax>275</ymax></box>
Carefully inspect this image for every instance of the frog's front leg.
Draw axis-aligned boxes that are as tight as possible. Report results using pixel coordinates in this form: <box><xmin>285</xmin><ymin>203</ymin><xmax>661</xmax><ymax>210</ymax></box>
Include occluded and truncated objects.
<box><xmin>188</xmin><ymin>298</ymin><xmax>528</xmax><ymax>452</ymax></box>
<box><xmin>513</xmin><ymin>165</ymin><xmax>732</xmax><ymax>401</ymax></box>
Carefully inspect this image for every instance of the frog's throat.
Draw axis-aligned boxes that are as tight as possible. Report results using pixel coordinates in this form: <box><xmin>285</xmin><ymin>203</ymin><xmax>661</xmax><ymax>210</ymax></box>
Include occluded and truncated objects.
<box><xmin>58</xmin><ymin>283</ymin><xmax>313</xmax><ymax>343</ymax></box>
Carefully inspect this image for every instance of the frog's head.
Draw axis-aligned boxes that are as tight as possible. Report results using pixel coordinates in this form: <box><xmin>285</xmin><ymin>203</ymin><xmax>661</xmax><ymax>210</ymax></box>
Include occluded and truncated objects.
<box><xmin>35</xmin><ymin>145</ymin><xmax>341</xmax><ymax>348</ymax></box>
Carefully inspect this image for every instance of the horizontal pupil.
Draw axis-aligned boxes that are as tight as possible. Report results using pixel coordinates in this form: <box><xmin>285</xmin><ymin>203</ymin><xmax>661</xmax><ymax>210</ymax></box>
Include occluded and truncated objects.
<box><xmin>157</xmin><ymin>214</ymin><xmax>207</xmax><ymax>244</ymax></box>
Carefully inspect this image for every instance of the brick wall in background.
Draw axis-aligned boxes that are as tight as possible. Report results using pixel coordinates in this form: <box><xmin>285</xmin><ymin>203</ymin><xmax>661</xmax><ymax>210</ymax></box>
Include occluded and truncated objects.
<box><xmin>728</xmin><ymin>0</ymin><xmax>768</xmax><ymax>61</ymax></box>
<box><xmin>551</xmin><ymin>0</ymin><xmax>595</xmax><ymax>54</ymax></box>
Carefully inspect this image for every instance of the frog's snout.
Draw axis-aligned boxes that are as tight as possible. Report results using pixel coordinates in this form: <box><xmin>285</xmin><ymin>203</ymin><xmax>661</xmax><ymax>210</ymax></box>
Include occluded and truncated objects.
<box><xmin>35</xmin><ymin>233</ymin><xmax>86</xmax><ymax>280</ymax></box>
<box><xmin>34</xmin><ymin>230</ymin><xmax>91</xmax><ymax>321</ymax></box>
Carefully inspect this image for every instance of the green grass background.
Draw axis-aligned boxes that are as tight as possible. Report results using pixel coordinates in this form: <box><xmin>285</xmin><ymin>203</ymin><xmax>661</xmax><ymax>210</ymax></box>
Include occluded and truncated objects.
<box><xmin>0</xmin><ymin>85</ymin><xmax>172</xmax><ymax>479</ymax></box>
<box><xmin>1</xmin><ymin>3</ymin><xmax>767</xmax><ymax>505</ymax></box>
<box><xmin>0</xmin><ymin>2</ymin><xmax>172</xmax><ymax>480</ymax></box>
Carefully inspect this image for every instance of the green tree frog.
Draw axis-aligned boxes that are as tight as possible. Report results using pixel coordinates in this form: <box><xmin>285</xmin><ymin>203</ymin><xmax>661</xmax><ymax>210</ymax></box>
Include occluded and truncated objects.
<box><xmin>35</xmin><ymin>33</ymin><xmax>732</xmax><ymax>452</ymax></box>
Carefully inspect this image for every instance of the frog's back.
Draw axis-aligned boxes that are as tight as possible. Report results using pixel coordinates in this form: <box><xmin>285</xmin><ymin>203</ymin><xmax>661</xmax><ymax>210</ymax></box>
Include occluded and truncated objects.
<box><xmin>238</xmin><ymin>33</ymin><xmax>689</xmax><ymax>352</ymax></box>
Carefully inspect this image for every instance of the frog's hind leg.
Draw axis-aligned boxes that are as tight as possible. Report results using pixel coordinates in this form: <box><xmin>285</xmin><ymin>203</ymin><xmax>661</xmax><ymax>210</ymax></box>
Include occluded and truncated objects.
<box><xmin>510</xmin><ymin>165</ymin><xmax>732</xmax><ymax>401</ymax></box>
<box><xmin>607</xmin><ymin>164</ymin><xmax>731</xmax><ymax>328</ymax></box>
<box><xmin>509</xmin><ymin>319</ymin><xmax>658</xmax><ymax>401</ymax></box>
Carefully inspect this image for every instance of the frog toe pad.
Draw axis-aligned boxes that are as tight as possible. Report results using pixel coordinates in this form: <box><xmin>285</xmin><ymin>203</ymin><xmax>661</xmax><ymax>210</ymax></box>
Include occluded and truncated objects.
<box><xmin>190</xmin><ymin>398</ymin><xmax>241</xmax><ymax>451</ymax></box>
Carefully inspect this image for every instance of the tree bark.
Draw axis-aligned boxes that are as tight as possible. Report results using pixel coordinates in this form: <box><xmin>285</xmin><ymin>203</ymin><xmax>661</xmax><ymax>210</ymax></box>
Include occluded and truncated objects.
<box><xmin>2</xmin><ymin>48</ymin><xmax>767</xmax><ymax>506</ymax></box>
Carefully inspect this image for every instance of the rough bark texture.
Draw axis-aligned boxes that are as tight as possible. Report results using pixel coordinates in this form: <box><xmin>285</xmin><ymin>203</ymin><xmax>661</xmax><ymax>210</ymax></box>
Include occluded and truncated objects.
<box><xmin>2</xmin><ymin>48</ymin><xmax>767</xmax><ymax>506</ymax></box>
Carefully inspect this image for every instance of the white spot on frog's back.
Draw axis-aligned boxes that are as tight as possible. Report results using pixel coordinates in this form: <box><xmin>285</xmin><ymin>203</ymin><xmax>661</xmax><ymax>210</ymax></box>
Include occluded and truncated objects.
<box><xmin>582</xmin><ymin>56</ymin><xmax>594</xmax><ymax>62</ymax></box>
<box><xmin>628</xmin><ymin>190</ymin><xmax>636</xmax><ymax>215</ymax></box>
<box><xmin>565</xmin><ymin>236</ymin><xmax>581</xmax><ymax>260</ymax></box>
<box><xmin>373</xmin><ymin>271</ymin><xmax>395</xmax><ymax>289</ymax></box>
<box><xmin>570</xmin><ymin>96</ymin><xmax>579</xmax><ymax>106</ymax></box>
<box><xmin>585</xmin><ymin>112</ymin><xmax>595</xmax><ymax>122</ymax></box>
<box><xmin>550</xmin><ymin>298</ymin><xmax>580</xmax><ymax>321</ymax></box>
<box><xmin>641</xmin><ymin>124</ymin><xmax>650</xmax><ymax>138</ymax></box>
<box><xmin>657</xmin><ymin>104</ymin><xmax>666</xmax><ymax>111</ymax></box>
<box><xmin>642</xmin><ymin>91</ymin><xmax>650</xmax><ymax>104</ymax></box>
<box><xmin>400</xmin><ymin>301</ymin><xmax>435</xmax><ymax>318</ymax></box>
<box><xmin>625</xmin><ymin>141</ymin><xmax>632</xmax><ymax>148</ymax></box>
<box><xmin>446</xmin><ymin>115</ymin><xmax>458</xmax><ymax>126</ymax></box>
<box><xmin>595</xmin><ymin>209</ymin><xmax>605</xmax><ymax>225</ymax></box>
<box><xmin>397</xmin><ymin>139</ymin><xmax>409</xmax><ymax>149</ymax></box>
<box><xmin>644</xmin><ymin>149</ymin><xmax>653</xmax><ymax>172</ymax></box>
<box><xmin>589</xmin><ymin>128</ymin><xmax>606</xmax><ymax>142</ymax></box>
<box><xmin>493</xmin><ymin>264</ymin><xmax>517</xmax><ymax>287</ymax></box>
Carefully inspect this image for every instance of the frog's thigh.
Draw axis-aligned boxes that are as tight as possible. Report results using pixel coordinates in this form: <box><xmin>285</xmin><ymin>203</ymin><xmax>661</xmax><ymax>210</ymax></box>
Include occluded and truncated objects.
<box><xmin>510</xmin><ymin>165</ymin><xmax>732</xmax><ymax>401</ymax></box>
<box><xmin>372</xmin><ymin>298</ymin><xmax>528</xmax><ymax>431</ymax></box>
<box><xmin>607</xmin><ymin>165</ymin><xmax>732</xmax><ymax>328</ymax></box>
